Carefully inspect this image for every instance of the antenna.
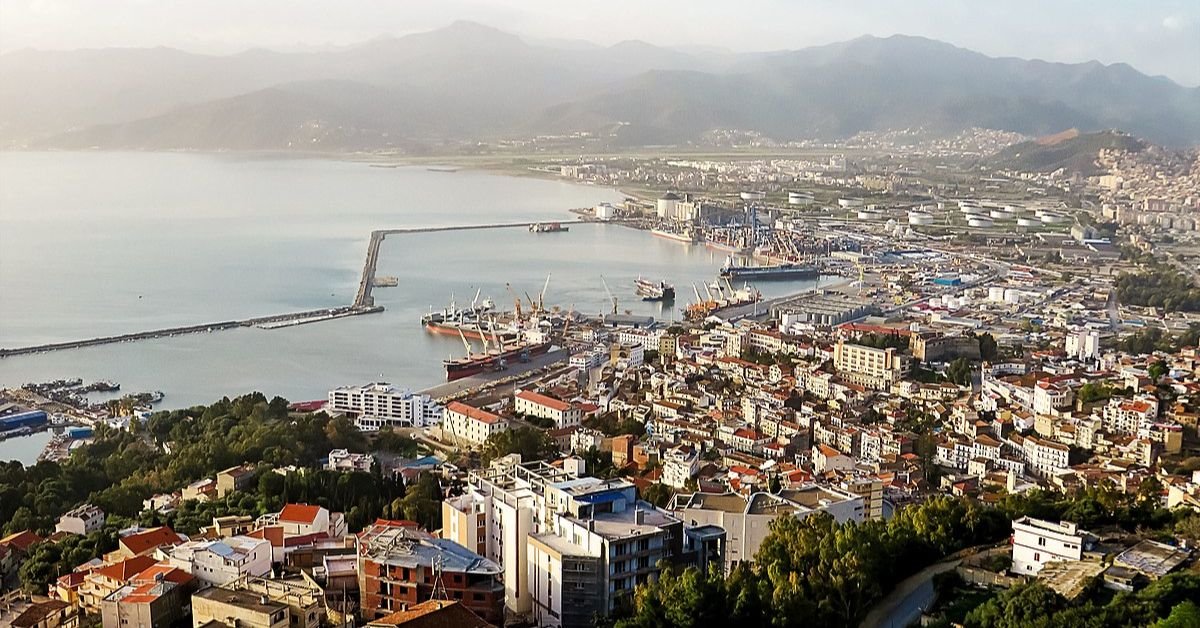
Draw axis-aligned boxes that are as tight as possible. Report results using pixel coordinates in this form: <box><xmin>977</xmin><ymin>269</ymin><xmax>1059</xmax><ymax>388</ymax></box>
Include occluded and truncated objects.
<box><xmin>430</xmin><ymin>552</ymin><xmax>449</xmax><ymax>601</ymax></box>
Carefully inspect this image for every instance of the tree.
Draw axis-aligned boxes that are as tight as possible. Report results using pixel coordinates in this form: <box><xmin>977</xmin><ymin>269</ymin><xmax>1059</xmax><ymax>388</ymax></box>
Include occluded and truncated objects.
<box><xmin>977</xmin><ymin>333</ymin><xmax>999</xmax><ymax>361</ymax></box>
<box><xmin>399</xmin><ymin>472</ymin><xmax>443</xmax><ymax>529</ymax></box>
<box><xmin>641</xmin><ymin>483</ymin><xmax>675</xmax><ymax>508</ymax></box>
<box><xmin>1148</xmin><ymin>360</ymin><xmax>1168</xmax><ymax>383</ymax></box>
<box><xmin>1155</xmin><ymin>601</ymin><xmax>1200</xmax><ymax>628</ymax></box>
<box><xmin>481</xmin><ymin>427</ymin><xmax>558</xmax><ymax>465</ymax></box>
<box><xmin>947</xmin><ymin>357</ymin><xmax>973</xmax><ymax>386</ymax></box>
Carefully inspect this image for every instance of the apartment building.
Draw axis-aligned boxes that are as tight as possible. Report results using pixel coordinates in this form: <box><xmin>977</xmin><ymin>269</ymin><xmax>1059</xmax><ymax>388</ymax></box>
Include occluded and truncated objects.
<box><xmin>832</xmin><ymin>340</ymin><xmax>908</xmax><ymax>390</ymax></box>
<box><xmin>163</xmin><ymin>536</ymin><xmax>271</xmax><ymax>586</ymax></box>
<box><xmin>356</xmin><ymin>520</ymin><xmax>504</xmax><ymax>625</ymax></box>
<box><xmin>442</xmin><ymin>401</ymin><xmax>509</xmax><ymax>446</ymax></box>
<box><xmin>192</xmin><ymin>586</ymin><xmax>289</xmax><ymax>628</ymax></box>
<box><xmin>99</xmin><ymin>564</ymin><xmax>193</xmax><ymax>628</ymax></box>
<box><xmin>327</xmin><ymin>383</ymin><xmax>443</xmax><ymax>430</ymax></box>
<box><xmin>662</xmin><ymin>446</ymin><xmax>700</xmax><ymax>489</ymax></box>
<box><xmin>514</xmin><ymin>390</ymin><xmax>581</xmax><ymax>428</ymax></box>
<box><xmin>1103</xmin><ymin>397</ymin><xmax>1158</xmax><ymax>435</ymax></box>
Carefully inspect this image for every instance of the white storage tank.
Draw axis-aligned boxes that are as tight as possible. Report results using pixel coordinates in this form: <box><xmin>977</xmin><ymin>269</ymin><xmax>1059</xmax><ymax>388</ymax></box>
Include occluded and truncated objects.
<box><xmin>594</xmin><ymin>202</ymin><xmax>616</xmax><ymax>221</ymax></box>
<box><xmin>838</xmin><ymin>197</ymin><xmax>864</xmax><ymax>208</ymax></box>
<box><xmin>1040</xmin><ymin>212</ymin><xmax>1067</xmax><ymax>224</ymax></box>
<box><xmin>740</xmin><ymin>191</ymin><xmax>766</xmax><ymax>202</ymax></box>
<box><xmin>1017</xmin><ymin>217</ymin><xmax>1039</xmax><ymax>227</ymax></box>
<box><xmin>990</xmin><ymin>209</ymin><xmax>1008</xmax><ymax>219</ymax></box>
<box><xmin>858</xmin><ymin>209</ymin><xmax>884</xmax><ymax>220</ymax></box>
<box><xmin>988</xmin><ymin>286</ymin><xmax>1006</xmax><ymax>302</ymax></box>
<box><xmin>657</xmin><ymin>192</ymin><xmax>680</xmax><ymax>219</ymax></box>
<box><xmin>788</xmin><ymin>191</ymin><xmax>814</xmax><ymax>205</ymax></box>
<box><xmin>908</xmin><ymin>211</ymin><xmax>935</xmax><ymax>226</ymax></box>
<box><xmin>968</xmin><ymin>217</ymin><xmax>994</xmax><ymax>228</ymax></box>
<box><xmin>1004</xmin><ymin>289</ymin><xmax>1022</xmax><ymax>304</ymax></box>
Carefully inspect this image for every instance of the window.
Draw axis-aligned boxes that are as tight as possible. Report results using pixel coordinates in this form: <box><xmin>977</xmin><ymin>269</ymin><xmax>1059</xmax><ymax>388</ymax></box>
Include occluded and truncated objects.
<box><xmin>1037</xmin><ymin>537</ymin><xmax>1046</xmax><ymax>547</ymax></box>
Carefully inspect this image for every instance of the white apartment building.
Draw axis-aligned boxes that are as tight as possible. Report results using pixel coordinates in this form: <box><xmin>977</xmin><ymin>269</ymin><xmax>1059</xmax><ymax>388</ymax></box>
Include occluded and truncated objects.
<box><xmin>832</xmin><ymin>340</ymin><xmax>907</xmax><ymax>390</ymax></box>
<box><xmin>327</xmin><ymin>383</ymin><xmax>443</xmax><ymax>430</ymax></box>
<box><xmin>661</xmin><ymin>447</ymin><xmax>700</xmax><ymax>489</ymax></box>
<box><xmin>164</xmin><ymin>536</ymin><xmax>271</xmax><ymax>586</ymax></box>
<box><xmin>1032</xmin><ymin>382</ymin><xmax>1073</xmax><ymax>416</ymax></box>
<box><xmin>1012</xmin><ymin>434</ymin><xmax>1070</xmax><ymax>477</ymax></box>
<box><xmin>1011</xmin><ymin>516</ymin><xmax>1095</xmax><ymax>575</ymax></box>
<box><xmin>1103</xmin><ymin>397</ymin><xmax>1158</xmax><ymax>435</ymax></box>
<box><xmin>56</xmin><ymin>504</ymin><xmax>105</xmax><ymax>535</ymax></box>
<box><xmin>514</xmin><ymin>390</ymin><xmax>581</xmax><ymax>428</ymax></box>
<box><xmin>442</xmin><ymin>401</ymin><xmax>509</xmax><ymax>446</ymax></box>
<box><xmin>1065</xmin><ymin>329</ymin><xmax>1101</xmax><ymax>361</ymax></box>
<box><xmin>443</xmin><ymin>461</ymin><xmax>675</xmax><ymax>619</ymax></box>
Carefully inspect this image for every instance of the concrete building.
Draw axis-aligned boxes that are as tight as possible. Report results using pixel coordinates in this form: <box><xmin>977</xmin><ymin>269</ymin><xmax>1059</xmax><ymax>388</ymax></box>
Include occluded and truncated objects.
<box><xmin>56</xmin><ymin>504</ymin><xmax>105</xmax><ymax>536</ymax></box>
<box><xmin>514</xmin><ymin>390</ymin><xmax>581</xmax><ymax>429</ymax></box>
<box><xmin>1011</xmin><ymin>517</ymin><xmax>1095</xmax><ymax>575</ymax></box>
<box><xmin>325</xmin><ymin>449</ymin><xmax>375</xmax><ymax>473</ymax></box>
<box><xmin>356</xmin><ymin>520</ymin><xmax>504</xmax><ymax>625</ymax></box>
<box><xmin>99</xmin><ymin>564</ymin><xmax>192</xmax><ymax>628</ymax></box>
<box><xmin>192</xmin><ymin>586</ymin><xmax>289</xmax><ymax>628</ymax></box>
<box><xmin>662</xmin><ymin>447</ymin><xmax>700</xmax><ymax>489</ymax></box>
<box><xmin>832</xmin><ymin>340</ymin><xmax>907</xmax><ymax>390</ymax></box>
<box><xmin>327</xmin><ymin>383</ymin><xmax>443</xmax><ymax>431</ymax></box>
<box><xmin>670</xmin><ymin>487</ymin><xmax>863</xmax><ymax>571</ymax></box>
<box><xmin>163</xmin><ymin>536</ymin><xmax>271</xmax><ymax>586</ymax></box>
<box><xmin>215</xmin><ymin>465</ymin><xmax>256</xmax><ymax>498</ymax></box>
<box><xmin>442</xmin><ymin>401</ymin><xmax>509</xmax><ymax>447</ymax></box>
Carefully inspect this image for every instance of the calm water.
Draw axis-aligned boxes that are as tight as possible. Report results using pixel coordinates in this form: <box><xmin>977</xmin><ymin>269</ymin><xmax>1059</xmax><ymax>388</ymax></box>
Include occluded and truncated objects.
<box><xmin>0</xmin><ymin>430</ymin><xmax>52</xmax><ymax>465</ymax></box>
<box><xmin>0</xmin><ymin>152</ymin><xmax>820</xmax><ymax>408</ymax></box>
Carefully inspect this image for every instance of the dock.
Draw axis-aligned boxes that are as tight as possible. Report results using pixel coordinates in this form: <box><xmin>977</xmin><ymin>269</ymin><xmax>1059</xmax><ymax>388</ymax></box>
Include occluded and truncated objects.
<box><xmin>2</xmin><ymin>220</ymin><xmax>580</xmax><ymax>358</ymax></box>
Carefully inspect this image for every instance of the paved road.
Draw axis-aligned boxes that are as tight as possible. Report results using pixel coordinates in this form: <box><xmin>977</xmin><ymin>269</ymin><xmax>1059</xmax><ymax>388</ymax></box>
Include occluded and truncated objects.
<box><xmin>858</xmin><ymin>557</ymin><xmax>962</xmax><ymax>628</ymax></box>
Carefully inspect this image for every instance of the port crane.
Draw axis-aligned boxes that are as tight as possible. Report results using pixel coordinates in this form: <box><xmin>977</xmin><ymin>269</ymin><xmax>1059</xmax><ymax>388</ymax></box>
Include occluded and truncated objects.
<box><xmin>456</xmin><ymin>328</ymin><xmax>473</xmax><ymax>358</ymax></box>
<box><xmin>505</xmin><ymin>283</ymin><xmax>523</xmax><ymax>322</ymax></box>
<box><xmin>600</xmin><ymin>275</ymin><xmax>618</xmax><ymax>315</ymax></box>
<box><xmin>539</xmin><ymin>273</ymin><xmax>551</xmax><ymax>312</ymax></box>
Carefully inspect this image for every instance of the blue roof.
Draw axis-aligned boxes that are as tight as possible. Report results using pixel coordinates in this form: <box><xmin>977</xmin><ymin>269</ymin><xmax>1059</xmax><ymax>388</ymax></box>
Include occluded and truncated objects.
<box><xmin>577</xmin><ymin>490</ymin><xmax>626</xmax><ymax>505</ymax></box>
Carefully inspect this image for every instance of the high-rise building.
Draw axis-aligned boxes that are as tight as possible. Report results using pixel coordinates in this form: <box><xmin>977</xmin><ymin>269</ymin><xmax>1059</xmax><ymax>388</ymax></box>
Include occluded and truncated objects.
<box><xmin>327</xmin><ymin>383</ymin><xmax>443</xmax><ymax>431</ymax></box>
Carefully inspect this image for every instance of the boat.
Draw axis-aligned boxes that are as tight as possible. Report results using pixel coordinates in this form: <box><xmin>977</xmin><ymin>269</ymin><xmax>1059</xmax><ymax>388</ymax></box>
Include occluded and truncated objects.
<box><xmin>634</xmin><ymin>277</ymin><xmax>675</xmax><ymax>302</ymax></box>
<box><xmin>421</xmin><ymin>296</ymin><xmax>511</xmax><ymax>341</ymax></box>
<box><xmin>720</xmin><ymin>257</ymin><xmax>818</xmax><ymax>280</ymax></box>
<box><xmin>443</xmin><ymin>340</ymin><xmax>553</xmax><ymax>381</ymax></box>
<box><xmin>650</xmin><ymin>228</ymin><xmax>696</xmax><ymax>244</ymax></box>
<box><xmin>530</xmin><ymin>222</ymin><xmax>570</xmax><ymax>233</ymax></box>
<box><xmin>682</xmin><ymin>281</ymin><xmax>762</xmax><ymax>321</ymax></box>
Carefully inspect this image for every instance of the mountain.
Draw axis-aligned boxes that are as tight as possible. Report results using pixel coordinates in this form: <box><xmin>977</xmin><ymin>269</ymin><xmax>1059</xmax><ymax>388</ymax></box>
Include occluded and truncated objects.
<box><xmin>986</xmin><ymin>128</ymin><xmax>1147</xmax><ymax>174</ymax></box>
<box><xmin>4</xmin><ymin>25</ymin><xmax>1198</xmax><ymax>150</ymax></box>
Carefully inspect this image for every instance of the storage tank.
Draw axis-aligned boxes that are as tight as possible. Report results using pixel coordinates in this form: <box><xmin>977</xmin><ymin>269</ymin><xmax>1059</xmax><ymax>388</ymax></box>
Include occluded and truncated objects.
<box><xmin>1040</xmin><ymin>213</ymin><xmax>1067</xmax><ymax>224</ymax></box>
<box><xmin>858</xmin><ymin>209</ymin><xmax>884</xmax><ymax>220</ymax></box>
<box><xmin>1004</xmin><ymin>289</ymin><xmax>1022</xmax><ymax>304</ymax></box>
<box><xmin>988</xmin><ymin>286</ymin><xmax>1006</xmax><ymax>302</ymax></box>
<box><xmin>968</xmin><ymin>217</ymin><xmax>994</xmax><ymax>228</ymax></box>
<box><xmin>908</xmin><ymin>211</ymin><xmax>935</xmax><ymax>226</ymax></box>
<box><xmin>788</xmin><ymin>191</ymin><xmax>814</xmax><ymax>205</ymax></box>
<box><xmin>740</xmin><ymin>191</ymin><xmax>766</xmax><ymax>202</ymax></box>
<box><xmin>1017</xmin><ymin>217</ymin><xmax>1039</xmax><ymax>227</ymax></box>
<box><xmin>657</xmin><ymin>192</ymin><xmax>680</xmax><ymax>219</ymax></box>
<box><xmin>838</xmin><ymin>197</ymin><xmax>864</xmax><ymax>208</ymax></box>
<box><xmin>989</xmin><ymin>209</ymin><xmax>1007</xmax><ymax>219</ymax></box>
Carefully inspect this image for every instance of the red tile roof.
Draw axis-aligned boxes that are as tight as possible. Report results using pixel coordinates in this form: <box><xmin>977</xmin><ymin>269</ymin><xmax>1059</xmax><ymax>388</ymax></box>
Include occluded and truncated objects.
<box><xmin>93</xmin><ymin>556</ymin><xmax>158</xmax><ymax>583</ymax></box>
<box><xmin>279</xmin><ymin>503</ymin><xmax>323</xmax><ymax>524</ymax></box>
<box><xmin>516</xmin><ymin>390</ymin><xmax>571</xmax><ymax>412</ymax></box>
<box><xmin>120</xmin><ymin>527</ymin><xmax>184</xmax><ymax>556</ymax></box>
<box><xmin>446</xmin><ymin>401</ymin><xmax>502</xmax><ymax>424</ymax></box>
<box><xmin>0</xmin><ymin>530</ymin><xmax>43</xmax><ymax>552</ymax></box>
<box><xmin>368</xmin><ymin>600</ymin><xmax>493</xmax><ymax>628</ymax></box>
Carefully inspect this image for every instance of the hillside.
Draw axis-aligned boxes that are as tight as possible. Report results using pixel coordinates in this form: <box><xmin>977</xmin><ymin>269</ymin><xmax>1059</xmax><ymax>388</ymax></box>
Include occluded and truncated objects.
<box><xmin>986</xmin><ymin>129</ymin><xmax>1147</xmax><ymax>174</ymax></box>
<box><xmin>5</xmin><ymin>24</ymin><xmax>1200</xmax><ymax>150</ymax></box>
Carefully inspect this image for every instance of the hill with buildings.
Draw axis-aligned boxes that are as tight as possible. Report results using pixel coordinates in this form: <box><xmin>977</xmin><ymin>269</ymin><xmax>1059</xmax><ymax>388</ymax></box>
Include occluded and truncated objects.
<box><xmin>986</xmin><ymin>129</ymin><xmax>1148</xmax><ymax>174</ymax></box>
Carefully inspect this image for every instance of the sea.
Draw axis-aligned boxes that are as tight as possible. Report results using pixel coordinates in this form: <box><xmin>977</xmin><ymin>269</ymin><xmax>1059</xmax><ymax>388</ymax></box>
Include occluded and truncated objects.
<box><xmin>0</xmin><ymin>152</ymin><xmax>823</xmax><ymax>415</ymax></box>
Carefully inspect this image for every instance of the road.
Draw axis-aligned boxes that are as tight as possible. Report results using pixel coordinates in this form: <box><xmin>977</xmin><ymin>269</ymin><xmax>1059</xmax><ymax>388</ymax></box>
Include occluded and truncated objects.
<box><xmin>858</xmin><ymin>557</ymin><xmax>962</xmax><ymax>628</ymax></box>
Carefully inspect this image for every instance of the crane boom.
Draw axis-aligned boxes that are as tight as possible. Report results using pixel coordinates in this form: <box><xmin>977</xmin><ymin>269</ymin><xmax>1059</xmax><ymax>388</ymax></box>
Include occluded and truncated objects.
<box><xmin>457</xmin><ymin>328</ymin><xmax>472</xmax><ymax>357</ymax></box>
<box><xmin>540</xmin><ymin>273</ymin><xmax>551</xmax><ymax>311</ymax></box>
<box><xmin>600</xmin><ymin>275</ymin><xmax>618</xmax><ymax>315</ymax></box>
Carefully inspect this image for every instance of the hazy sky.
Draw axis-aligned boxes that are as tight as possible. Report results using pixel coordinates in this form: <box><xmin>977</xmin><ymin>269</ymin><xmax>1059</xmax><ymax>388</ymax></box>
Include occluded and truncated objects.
<box><xmin>3</xmin><ymin>0</ymin><xmax>1199</xmax><ymax>85</ymax></box>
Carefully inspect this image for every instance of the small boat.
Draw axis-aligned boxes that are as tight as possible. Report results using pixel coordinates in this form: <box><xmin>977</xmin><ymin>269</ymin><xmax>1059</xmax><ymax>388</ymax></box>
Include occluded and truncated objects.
<box><xmin>634</xmin><ymin>277</ymin><xmax>675</xmax><ymax>302</ymax></box>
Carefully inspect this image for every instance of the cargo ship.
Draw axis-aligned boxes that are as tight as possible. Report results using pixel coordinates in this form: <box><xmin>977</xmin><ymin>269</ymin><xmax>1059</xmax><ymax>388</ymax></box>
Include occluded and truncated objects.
<box><xmin>422</xmin><ymin>297</ymin><xmax>514</xmax><ymax>341</ymax></box>
<box><xmin>530</xmin><ymin>222</ymin><xmax>570</xmax><ymax>233</ymax></box>
<box><xmin>682</xmin><ymin>281</ymin><xmax>761</xmax><ymax>321</ymax></box>
<box><xmin>634</xmin><ymin>277</ymin><xmax>675</xmax><ymax>302</ymax></box>
<box><xmin>720</xmin><ymin>257</ymin><xmax>818</xmax><ymax>281</ymax></box>
<box><xmin>444</xmin><ymin>340</ymin><xmax>553</xmax><ymax>381</ymax></box>
<box><xmin>650</xmin><ymin>228</ymin><xmax>696</xmax><ymax>244</ymax></box>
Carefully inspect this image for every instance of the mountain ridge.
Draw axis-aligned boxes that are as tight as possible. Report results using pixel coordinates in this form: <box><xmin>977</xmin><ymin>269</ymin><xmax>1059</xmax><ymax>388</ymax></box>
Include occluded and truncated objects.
<box><xmin>4</xmin><ymin>23</ymin><xmax>1198</xmax><ymax>150</ymax></box>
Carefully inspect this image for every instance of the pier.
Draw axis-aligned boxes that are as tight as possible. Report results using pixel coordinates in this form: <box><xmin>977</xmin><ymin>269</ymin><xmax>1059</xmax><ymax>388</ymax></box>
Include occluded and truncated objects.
<box><xmin>2</xmin><ymin>220</ymin><xmax>579</xmax><ymax>358</ymax></box>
